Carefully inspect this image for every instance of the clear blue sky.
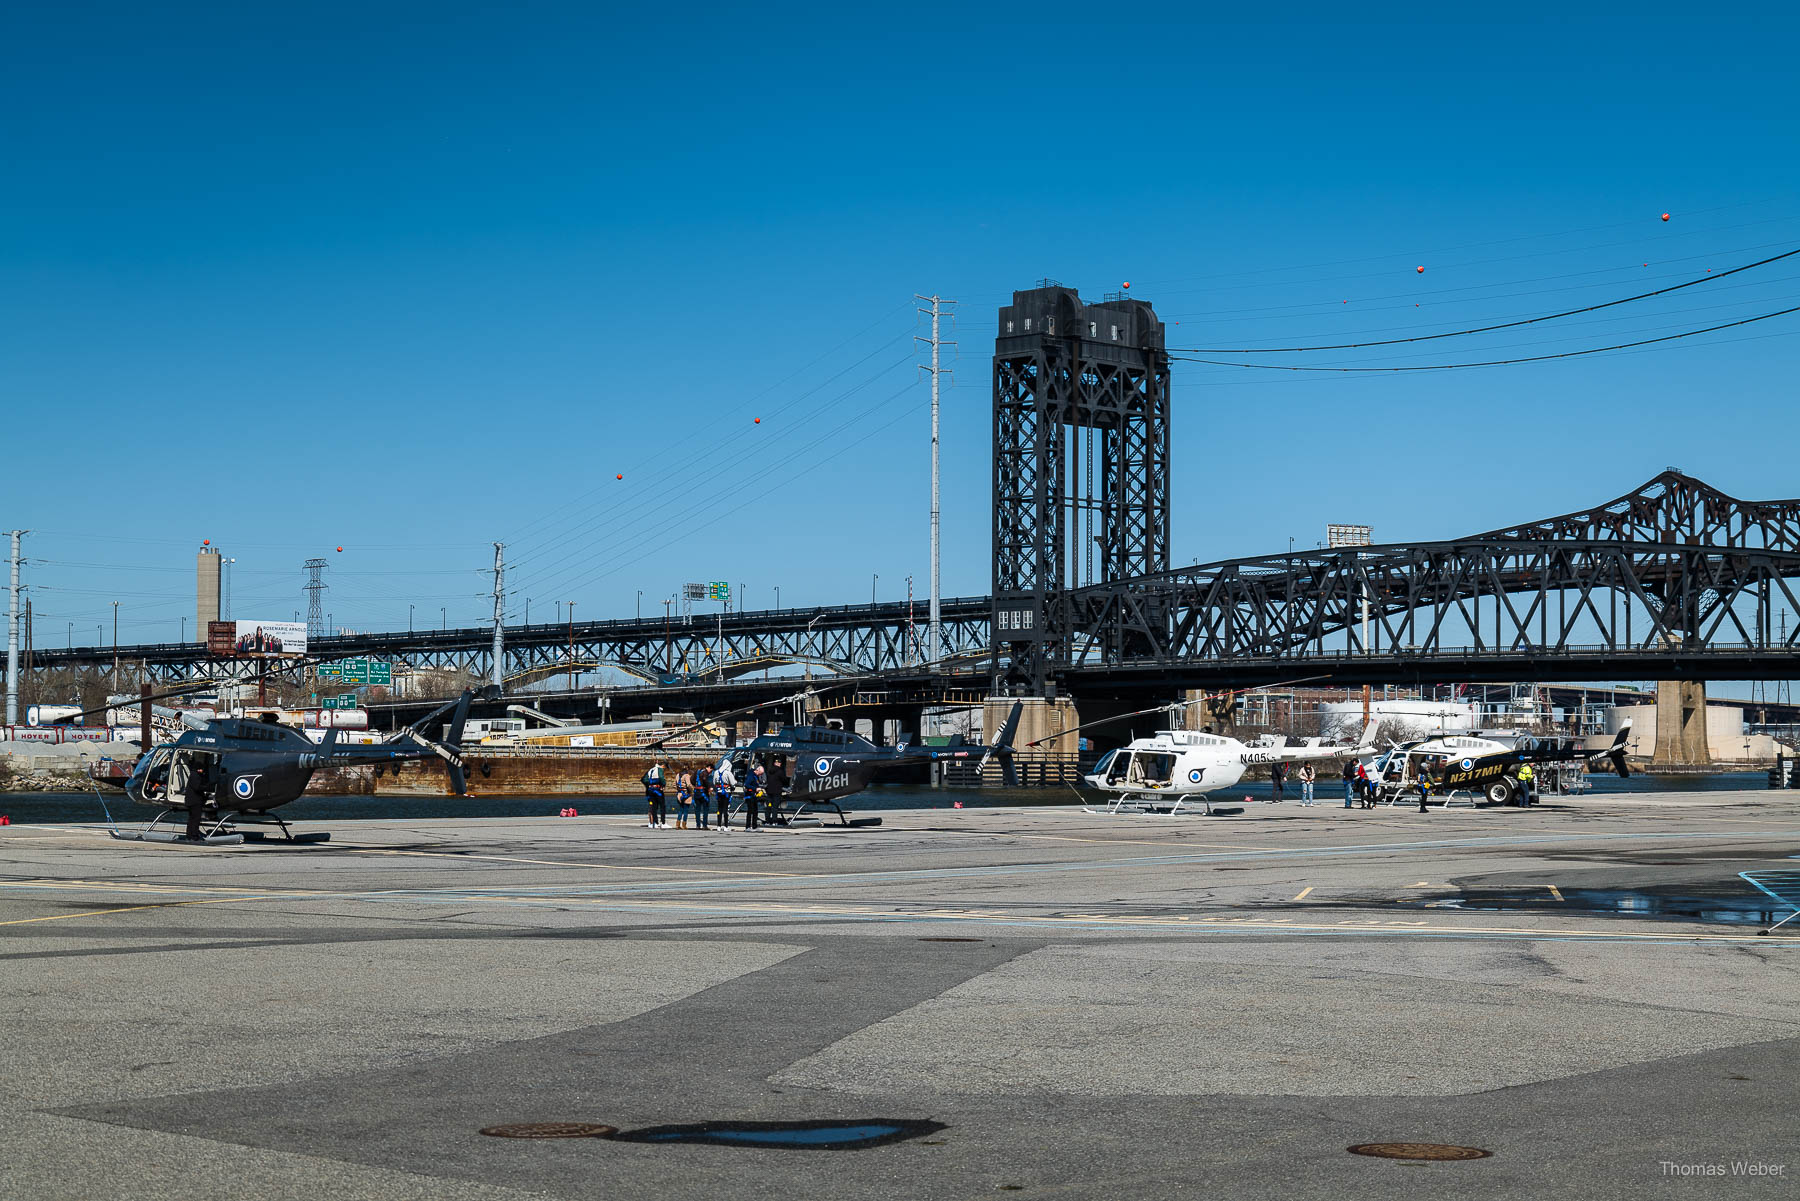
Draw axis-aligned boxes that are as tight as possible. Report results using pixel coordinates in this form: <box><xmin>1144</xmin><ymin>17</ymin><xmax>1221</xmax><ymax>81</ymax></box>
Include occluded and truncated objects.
<box><xmin>5</xmin><ymin>4</ymin><xmax>1798</xmax><ymax>667</ymax></box>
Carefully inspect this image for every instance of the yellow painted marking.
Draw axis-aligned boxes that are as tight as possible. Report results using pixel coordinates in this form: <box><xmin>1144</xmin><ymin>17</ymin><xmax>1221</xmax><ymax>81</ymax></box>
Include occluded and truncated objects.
<box><xmin>346</xmin><ymin>847</ymin><xmax>808</xmax><ymax>879</ymax></box>
<box><xmin>1018</xmin><ymin>833</ymin><xmax>1302</xmax><ymax>852</ymax></box>
<box><xmin>1293</xmin><ymin>887</ymin><xmax>1314</xmax><ymax>901</ymax></box>
<box><xmin>0</xmin><ymin>894</ymin><xmax>295</xmax><ymax>927</ymax></box>
<box><xmin>1409</xmin><ymin>881</ymin><xmax>1432</xmax><ymax>887</ymax></box>
<box><xmin>1548</xmin><ymin>885</ymin><xmax>1565</xmax><ymax>901</ymax></box>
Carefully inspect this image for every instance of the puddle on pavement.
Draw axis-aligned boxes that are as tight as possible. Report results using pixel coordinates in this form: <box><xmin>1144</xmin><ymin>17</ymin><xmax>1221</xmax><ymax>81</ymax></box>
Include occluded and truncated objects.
<box><xmin>612</xmin><ymin>1119</ymin><xmax>945</xmax><ymax>1149</ymax></box>
<box><xmin>1406</xmin><ymin>885</ymin><xmax>1791</xmax><ymax>926</ymax></box>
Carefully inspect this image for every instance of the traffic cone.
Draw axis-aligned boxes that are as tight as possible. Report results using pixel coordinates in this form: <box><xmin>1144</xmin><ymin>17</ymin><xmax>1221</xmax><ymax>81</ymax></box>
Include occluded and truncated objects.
<box><xmin>0</xmin><ymin>815</ymin><xmax>9</xmax><ymax>826</ymax></box>
<box><xmin>953</xmin><ymin>801</ymin><xmax>963</xmax><ymax>809</ymax></box>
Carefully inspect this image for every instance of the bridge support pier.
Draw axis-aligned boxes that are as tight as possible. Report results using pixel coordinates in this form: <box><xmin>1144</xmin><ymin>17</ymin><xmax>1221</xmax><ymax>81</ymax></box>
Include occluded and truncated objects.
<box><xmin>985</xmin><ymin>694</ymin><xmax>1078</xmax><ymax>763</ymax></box>
<box><xmin>1184</xmin><ymin>689</ymin><xmax>1240</xmax><ymax>734</ymax></box>
<box><xmin>1651</xmin><ymin>679</ymin><xmax>1711</xmax><ymax>766</ymax></box>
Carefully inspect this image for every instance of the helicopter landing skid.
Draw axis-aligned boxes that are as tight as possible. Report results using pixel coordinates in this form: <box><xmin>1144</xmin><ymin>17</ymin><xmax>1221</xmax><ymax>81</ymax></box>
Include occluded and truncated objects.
<box><xmin>237</xmin><ymin>814</ymin><xmax>330</xmax><ymax>844</ymax></box>
<box><xmin>1082</xmin><ymin>793</ymin><xmax>1245</xmax><ymax>818</ymax></box>
<box><xmin>108</xmin><ymin>809</ymin><xmax>245</xmax><ymax>846</ymax></box>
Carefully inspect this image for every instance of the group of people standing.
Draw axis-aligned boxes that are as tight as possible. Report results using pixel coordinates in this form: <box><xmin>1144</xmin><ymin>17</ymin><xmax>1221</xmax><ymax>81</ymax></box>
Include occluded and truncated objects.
<box><xmin>640</xmin><ymin>757</ymin><xmax>780</xmax><ymax>831</ymax></box>
<box><xmin>1274</xmin><ymin>759</ymin><xmax>1391</xmax><ymax>810</ymax></box>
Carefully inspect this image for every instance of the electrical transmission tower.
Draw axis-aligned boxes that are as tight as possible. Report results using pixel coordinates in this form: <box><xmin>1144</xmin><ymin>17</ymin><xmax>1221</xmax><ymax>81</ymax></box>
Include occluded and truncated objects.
<box><xmin>303</xmin><ymin>558</ymin><xmax>329</xmax><ymax>639</ymax></box>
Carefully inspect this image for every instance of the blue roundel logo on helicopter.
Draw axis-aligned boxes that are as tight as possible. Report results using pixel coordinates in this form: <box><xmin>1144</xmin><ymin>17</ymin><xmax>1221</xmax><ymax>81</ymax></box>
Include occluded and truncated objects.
<box><xmin>815</xmin><ymin>757</ymin><xmax>832</xmax><ymax>776</ymax></box>
<box><xmin>1460</xmin><ymin>758</ymin><xmax>1474</xmax><ymax>771</ymax></box>
<box><xmin>1188</xmin><ymin>769</ymin><xmax>1203</xmax><ymax>783</ymax></box>
<box><xmin>233</xmin><ymin>775</ymin><xmax>260</xmax><ymax>800</ymax></box>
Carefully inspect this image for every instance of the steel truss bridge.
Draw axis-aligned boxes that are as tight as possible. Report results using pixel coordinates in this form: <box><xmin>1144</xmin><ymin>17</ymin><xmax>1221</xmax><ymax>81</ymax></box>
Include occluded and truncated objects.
<box><xmin>1060</xmin><ymin>469</ymin><xmax>1800</xmax><ymax>691</ymax></box>
<box><xmin>21</xmin><ymin>471</ymin><xmax>1800</xmax><ymax>707</ymax></box>
<box><xmin>23</xmin><ymin>598</ymin><xmax>996</xmax><ymax>691</ymax></box>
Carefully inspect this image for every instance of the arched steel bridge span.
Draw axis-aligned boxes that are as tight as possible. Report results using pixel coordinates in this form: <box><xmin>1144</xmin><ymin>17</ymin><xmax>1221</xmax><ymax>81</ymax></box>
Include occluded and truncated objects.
<box><xmin>20</xmin><ymin>473</ymin><xmax>1800</xmax><ymax>698</ymax></box>
<box><xmin>1056</xmin><ymin>471</ymin><xmax>1800</xmax><ymax>690</ymax></box>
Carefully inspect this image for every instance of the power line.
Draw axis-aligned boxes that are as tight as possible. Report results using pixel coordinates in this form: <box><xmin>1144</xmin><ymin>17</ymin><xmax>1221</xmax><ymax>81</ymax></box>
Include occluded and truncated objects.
<box><xmin>1171</xmin><ymin>306</ymin><xmax>1800</xmax><ymax>373</ymax></box>
<box><xmin>1170</xmin><ymin>247</ymin><xmax>1800</xmax><ymax>353</ymax></box>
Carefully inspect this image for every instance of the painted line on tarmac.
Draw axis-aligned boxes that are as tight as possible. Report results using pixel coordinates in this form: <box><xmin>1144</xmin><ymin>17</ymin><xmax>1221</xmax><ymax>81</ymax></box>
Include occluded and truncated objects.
<box><xmin>4</xmin><ymin>879</ymin><xmax>1791</xmax><ymax>949</ymax></box>
<box><xmin>1293</xmin><ymin>887</ymin><xmax>1314</xmax><ymax>901</ymax></box>
<box><xmin>344</xmin><ymin>847</ymin><xmax>811</xmax><ymax>878</ymax></box>
<box><xmin>12</xmin><ymin>824</ymin><xmax>1789</xmax><ymax>910</ymax></box>
<box><xmin>368</xmin><ymin>893</ymin><xmax>1800</xmax><ymax>946</ymax></box>
<box><xmin>1548</xmin><ymin>885</ymin><xmax>1565</xmax><ymax>901</ymax></box>
<box><xmin>0</xmin><ymin>878</ymin><xmax>323</xmax><ymax>899</ymax></box>
<box><xmin>0</xmin><ymin>893</ymin><xmax>306</xmax><ymax>926</ymax></box>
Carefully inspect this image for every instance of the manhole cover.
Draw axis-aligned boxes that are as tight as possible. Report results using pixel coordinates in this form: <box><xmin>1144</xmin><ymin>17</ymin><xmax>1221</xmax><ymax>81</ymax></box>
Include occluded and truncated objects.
<box><xmin>480</xmin><ymin>1122</ymin><xmax>618</xmax><ymax>1139</ymax></box>
<box><xmin>1349</xmin><ymin>1142</ymin><xmax>1491</xmax><ymax>1162</ymax></box>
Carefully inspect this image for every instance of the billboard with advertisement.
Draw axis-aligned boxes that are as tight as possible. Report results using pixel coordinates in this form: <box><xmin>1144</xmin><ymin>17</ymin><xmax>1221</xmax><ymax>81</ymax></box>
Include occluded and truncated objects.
<box><xmin>207</xmin><ymin>620</ymin><xmax>308</xmax><ymax>658</ymax></box>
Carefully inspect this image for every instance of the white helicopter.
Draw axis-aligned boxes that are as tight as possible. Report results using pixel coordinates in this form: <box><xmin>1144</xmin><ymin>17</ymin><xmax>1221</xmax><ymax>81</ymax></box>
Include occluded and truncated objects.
<box><xmin>1061</xmin><ymin>700</ymin><xmax>1377</xmax><ymax>816</ymax></box>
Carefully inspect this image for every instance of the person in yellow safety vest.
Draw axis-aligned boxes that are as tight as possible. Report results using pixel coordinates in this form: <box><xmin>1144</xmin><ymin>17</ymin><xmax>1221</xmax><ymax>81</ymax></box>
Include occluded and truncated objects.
<box><xmin>1516</xmin><ymin>763</ymin><xmax>1534</xmax><ymax>807</ymax></box>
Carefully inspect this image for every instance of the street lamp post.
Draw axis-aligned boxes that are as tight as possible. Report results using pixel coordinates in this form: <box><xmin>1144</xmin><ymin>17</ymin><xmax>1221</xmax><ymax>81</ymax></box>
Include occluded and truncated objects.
<box><xmin>775</xmin><ymin>586</ymin><xmax>780</xmax><ymax>609</ymax></box>
<box><xmin>525</xmin><ymin>598</ymin><xmax>531</xmax><ymax>626</ymax></box>
<box><xmin>66</xmin><ymin>622</ymin><xmax>71</xmax><ymax>649</ymax></box>
<box><xmin>440</xmin><ymin>607</ymin><xmax>446</xmax><ymax>631</ymax></box>
<box><xmin>111</xmin><ymin>601</ymin><xmax>119</xmax><ymax>690</ymax></box>
<box><xmin>567</xmin><ymin>602</ymin><xmax>576</xmax><ymax>690</ymax></box>
<box><xmin>872</xmin><ymin>574</ymin><xmax>878</xmax><ymax>604</ymax></box>
<box><xmin>409</xmin><ymin>604</ymin><xmax>414</xmax><ymax>632</ymax></box>
<box><xmin>637</xmin><ymin>591</ymin><xmax>643</xmax><ymax>620</ymax></box>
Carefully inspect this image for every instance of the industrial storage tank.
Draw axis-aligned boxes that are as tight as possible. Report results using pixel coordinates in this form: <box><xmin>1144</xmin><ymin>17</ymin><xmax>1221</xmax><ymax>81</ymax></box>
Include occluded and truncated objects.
<box><xmin>1321</xmin><ymin>699</ymin><xmax>1478</xmax><ymax>741</ymax></box>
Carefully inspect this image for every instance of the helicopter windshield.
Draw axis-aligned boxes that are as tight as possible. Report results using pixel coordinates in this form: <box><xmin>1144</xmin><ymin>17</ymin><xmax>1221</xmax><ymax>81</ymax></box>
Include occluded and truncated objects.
<box><xmin>126</xmin><ymin>745</ymin><xmax>175</xmax><ymax>803</ymax></box>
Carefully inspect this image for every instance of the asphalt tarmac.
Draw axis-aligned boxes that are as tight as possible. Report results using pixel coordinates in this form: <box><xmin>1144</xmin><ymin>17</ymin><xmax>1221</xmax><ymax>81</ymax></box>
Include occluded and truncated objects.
<box><xmin>3</xmin><ymin>790</ymin><xmax>1797</xmax><ymax>1199</ymax></box>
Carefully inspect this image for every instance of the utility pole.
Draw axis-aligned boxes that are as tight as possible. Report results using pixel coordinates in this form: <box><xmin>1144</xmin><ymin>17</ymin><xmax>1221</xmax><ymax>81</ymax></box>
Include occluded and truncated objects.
<box><xmin>566</xmin><ymin>602</ymin><xmax>576</xmax><ymax>691</ymax></box>
<box><xmin>111</xmin><ymin>600</ymin><xmax>120</xmax><ymax>694</ymax></box>
<box><xmin>5</xmin><ymin>530</ymin><xmax>24</xmax><ymax>725</ymax></box>
<box><xmin>491</xmin><ymin>542</ymin><xmax>505</xmax><ymax>691</ymax></box>
<box><xmin>915</xmin><ymin>294</ymin><xmax>955</xmax><ymax>666</ymax></box>
<box><xmin>22</xmin><ymin>596</ymin><xmax>31</xmax><ymax>716</ymax></box>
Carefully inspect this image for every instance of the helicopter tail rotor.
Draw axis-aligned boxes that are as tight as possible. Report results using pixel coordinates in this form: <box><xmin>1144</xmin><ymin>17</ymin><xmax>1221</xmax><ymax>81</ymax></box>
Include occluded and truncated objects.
<box><xmin>978</xmin><ymin>701</ymin><xmax>1023</xmax><ymax>788</ymax></box>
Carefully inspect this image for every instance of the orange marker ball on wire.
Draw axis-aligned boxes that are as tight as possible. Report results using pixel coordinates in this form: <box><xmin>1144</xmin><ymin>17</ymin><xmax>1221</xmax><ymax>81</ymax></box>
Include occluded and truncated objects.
<box><xmin>616</xmin><ymin>473</ymin><xmax>623</xmax><ymax>480</ymax></box>
<box><xmin>336</xmin><ymin>546</ymin><xmax>343</xmax><ymax>553</ymax></box>
<box><xmin>753</xmin><ymin>417</ymin><xmax>761</xmax><ymax>424</ymax></box>
<box><xmin>1661</xmin><ymin>213</ymin><xmax>1670</xmax><ymax>222</ymax></box>
<box><xmin>1416</xmin><ymin>265</ymin><xmax>1424</xmax><ymax>274</ymax></box>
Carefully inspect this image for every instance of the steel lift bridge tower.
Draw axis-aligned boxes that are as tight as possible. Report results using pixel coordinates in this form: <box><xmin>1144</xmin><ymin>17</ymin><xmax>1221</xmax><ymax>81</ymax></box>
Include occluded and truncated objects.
<box><xmin>992</xmin><ymin>283</ymin><xmax>1171</xmax><ymax>695</ymax></box>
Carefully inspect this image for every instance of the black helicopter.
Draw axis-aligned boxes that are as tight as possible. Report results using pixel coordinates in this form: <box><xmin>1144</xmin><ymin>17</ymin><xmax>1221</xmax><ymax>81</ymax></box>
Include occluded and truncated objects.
<box><xmin>116</xmin><ymin>688</ymin><xmax>489</xmax><ymax>845</ymax></box>
<box><xmin>675</xmin><ymin>699</ymin><xmax>1023</xmax><ymax>827</ymax></box>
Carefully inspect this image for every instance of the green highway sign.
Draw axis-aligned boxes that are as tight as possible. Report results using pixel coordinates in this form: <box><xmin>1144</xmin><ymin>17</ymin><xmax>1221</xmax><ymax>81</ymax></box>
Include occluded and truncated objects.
<box><xmin>368</xmin><ymin>661</ymin><xmax>391</xmax><ymax>685</ymax></box>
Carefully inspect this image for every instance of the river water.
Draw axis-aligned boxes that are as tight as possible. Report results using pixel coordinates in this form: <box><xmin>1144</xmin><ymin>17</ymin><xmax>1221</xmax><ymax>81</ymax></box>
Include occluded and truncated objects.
<box><xmin>0</xmin><ymin>771</ymin><xmax>1776</xmax><ymax>826</ymax></box>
